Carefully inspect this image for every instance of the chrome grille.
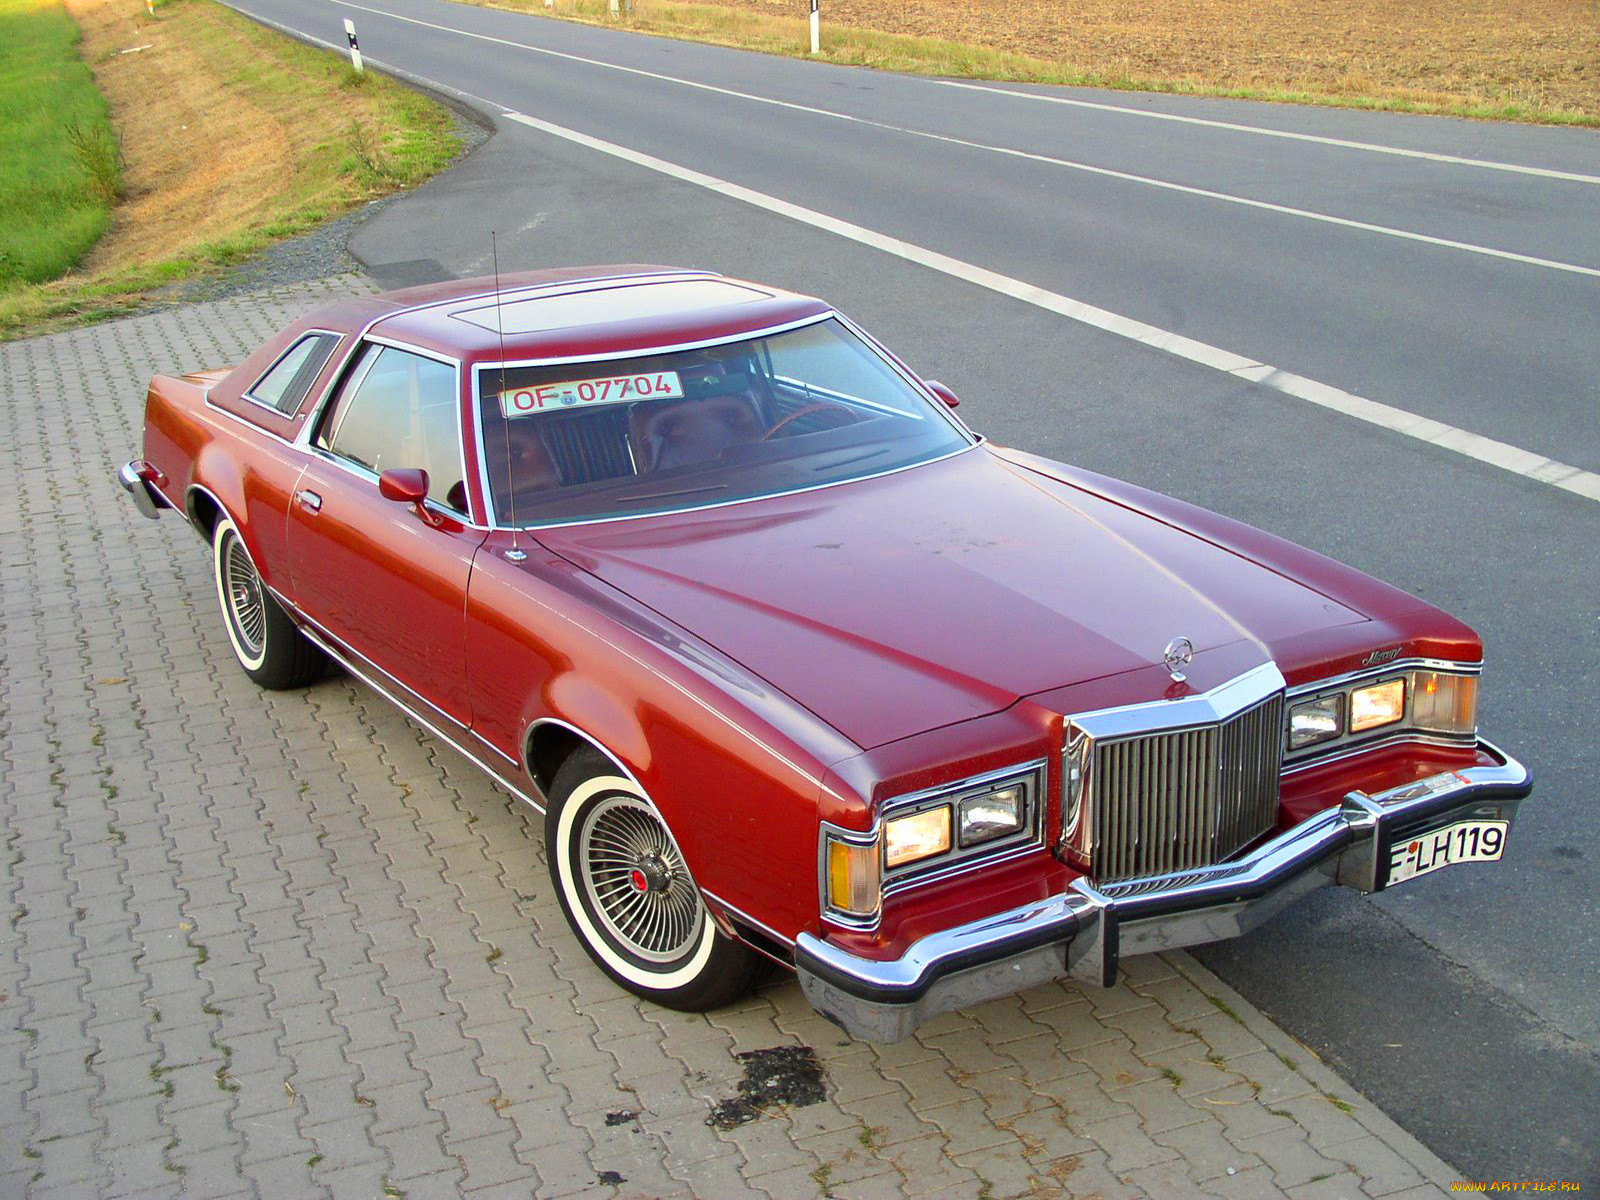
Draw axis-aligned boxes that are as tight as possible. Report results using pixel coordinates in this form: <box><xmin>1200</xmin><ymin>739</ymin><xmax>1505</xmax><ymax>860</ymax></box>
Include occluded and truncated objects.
<box><xmin>1087</xmin><ymin>692</ymin><xmax>1284</xmax><ymax>882</ymax></box>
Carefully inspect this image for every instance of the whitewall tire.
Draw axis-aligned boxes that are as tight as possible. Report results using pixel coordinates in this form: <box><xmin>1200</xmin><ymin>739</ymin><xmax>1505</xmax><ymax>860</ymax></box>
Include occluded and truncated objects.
<box><xmin>210</xmin><ymin>515</ymin><xmax>325</xmax><ymax>690</ymax></box>
<box><xmin>546</xmin><ymin>747</ymin><xmax>760</xmax><ymax>1010</ymax></box>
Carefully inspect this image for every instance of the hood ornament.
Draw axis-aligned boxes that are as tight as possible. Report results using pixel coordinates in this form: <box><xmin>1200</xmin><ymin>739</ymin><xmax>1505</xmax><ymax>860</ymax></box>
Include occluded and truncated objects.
<box><xmin>1162</xmin><ymin>637</ymin><xmax>1194</xmax><ymax>683</ymax></box>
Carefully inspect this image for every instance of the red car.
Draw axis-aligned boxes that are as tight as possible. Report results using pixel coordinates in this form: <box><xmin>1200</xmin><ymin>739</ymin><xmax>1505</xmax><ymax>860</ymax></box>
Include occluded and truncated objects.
<box><xmin>121</xmin><ymin>266</ymin><xmax>1531</xmax><ymax>1040</ymax></box>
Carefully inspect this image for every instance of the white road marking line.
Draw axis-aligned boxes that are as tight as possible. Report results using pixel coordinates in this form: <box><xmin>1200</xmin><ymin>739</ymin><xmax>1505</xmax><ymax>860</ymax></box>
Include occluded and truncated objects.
<box><xmin>503</xmin><ymin>110</ymin><xmax>1600</xmax><ymax>504</ymax></box>
<box><xmin>890</xmin><ymin>126</ymin><xmax>1600</xmax><ymax>279</ymax></box>
<box><xmin>331</xmin><ymin>0</ymin><xmax>1600</xmax><ymax>280</ymax></box>
<box><xmin>938</xmin><ymin>81</ymin><xmax>1600</xmax><ymax>187</ymax></box>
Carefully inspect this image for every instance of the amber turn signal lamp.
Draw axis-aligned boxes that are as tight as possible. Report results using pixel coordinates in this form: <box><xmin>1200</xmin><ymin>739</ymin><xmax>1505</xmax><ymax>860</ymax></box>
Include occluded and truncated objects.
<box><xmin>826</xmin><ymin>837</ymin><xmax>881</xmax><ymax>917</ymax></box>
<box><xmin>1411</xmin><ymin>672</ymin><xmax>1477</xmax><ymax>735</ymax></box>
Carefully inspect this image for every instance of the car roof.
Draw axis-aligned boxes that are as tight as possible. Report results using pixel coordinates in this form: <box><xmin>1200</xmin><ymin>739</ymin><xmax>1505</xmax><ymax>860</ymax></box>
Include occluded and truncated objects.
<box><xmin>358</xmin><ymin>266</ymin><xmax>834</xmax><ymax>363</ymax></box>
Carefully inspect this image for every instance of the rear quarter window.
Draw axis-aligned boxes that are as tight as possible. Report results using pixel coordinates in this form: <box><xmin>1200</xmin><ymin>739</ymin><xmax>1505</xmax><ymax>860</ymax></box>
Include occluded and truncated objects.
<box><xmin>247</xmin><ymin>332</ymin><xmax>340</xmax><ymax>415</ymax></box>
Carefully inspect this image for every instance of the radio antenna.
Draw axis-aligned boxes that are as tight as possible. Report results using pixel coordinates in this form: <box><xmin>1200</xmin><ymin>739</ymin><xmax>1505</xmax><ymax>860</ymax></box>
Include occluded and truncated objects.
<box><xmin>491</xmin><ymin>232</ymin><xmax>523</xmax><ymax>557</ymax></box>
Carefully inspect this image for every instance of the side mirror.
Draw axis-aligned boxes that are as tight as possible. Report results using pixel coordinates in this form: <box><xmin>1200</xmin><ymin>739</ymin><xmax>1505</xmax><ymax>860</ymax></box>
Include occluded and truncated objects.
<box><xmin>378</xmin><ymin>467</ymin><xmax>429</xmax><ymax>505</ymax></box>
<box><xmin>925</xmin><ymin>380</ymin><xmax>960</xmax><ymax>409</ymax></box>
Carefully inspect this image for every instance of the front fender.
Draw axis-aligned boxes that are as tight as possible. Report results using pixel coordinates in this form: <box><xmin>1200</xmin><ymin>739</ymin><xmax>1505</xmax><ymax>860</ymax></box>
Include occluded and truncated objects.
<box><xmin>468</xmin><ymin>541</ymin><xmax>862</xmax><ymax>944</ymax></box>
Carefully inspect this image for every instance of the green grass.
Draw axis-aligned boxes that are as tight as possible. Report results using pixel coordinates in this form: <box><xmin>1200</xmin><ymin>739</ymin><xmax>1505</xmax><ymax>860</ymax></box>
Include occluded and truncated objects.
<box><xmin>0</xmin><ymin>0</ymin><xmax>118</xmax><ymax>287</ymax></box>
<box><xmin>1</xmin><ymin>0</ymin><xmax>461</xmax><ymax>339</ymax></box>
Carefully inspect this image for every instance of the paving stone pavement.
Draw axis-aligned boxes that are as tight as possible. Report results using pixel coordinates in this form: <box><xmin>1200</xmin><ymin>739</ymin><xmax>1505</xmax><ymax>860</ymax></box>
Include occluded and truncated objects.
<box><xmin>2</xmin><ymin>278</ymin><xmax>1467</xmax><ymax>1199</ymax></box>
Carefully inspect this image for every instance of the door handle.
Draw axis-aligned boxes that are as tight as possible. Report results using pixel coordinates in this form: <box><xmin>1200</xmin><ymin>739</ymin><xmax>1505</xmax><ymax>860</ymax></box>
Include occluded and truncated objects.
<box><xmin>295</xmin><ymin>489</ymin><xmax>323</xmax><ymax>513</ymax></box>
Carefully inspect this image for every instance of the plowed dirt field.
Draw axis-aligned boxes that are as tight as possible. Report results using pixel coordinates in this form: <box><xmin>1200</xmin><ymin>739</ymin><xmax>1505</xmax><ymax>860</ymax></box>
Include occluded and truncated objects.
<box><xmin>686</xmin><ymin>0</ymin><xmax>1599</xmax><ymax>119</ymax></box>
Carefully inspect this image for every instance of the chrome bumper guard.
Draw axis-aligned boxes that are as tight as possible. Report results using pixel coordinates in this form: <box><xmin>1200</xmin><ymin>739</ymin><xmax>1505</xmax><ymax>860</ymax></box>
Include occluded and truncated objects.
<box><xmin>795</xmin><ymin>741</ymin><xmax>1531</xmax><ymax>1042</ymax></box>
<box><xmin>117</xmin><ymin>461</ymin><xmax>165</xmax><ymax>520</ymax></box>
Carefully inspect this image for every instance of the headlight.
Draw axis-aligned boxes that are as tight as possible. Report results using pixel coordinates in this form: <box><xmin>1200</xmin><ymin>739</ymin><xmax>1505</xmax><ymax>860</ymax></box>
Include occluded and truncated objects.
<box><xmin>824</xmin><ymin>765</ymin><xmax>1042</xmax><ymax>921</ymax></box>
<box><xmin>884</xmin><ymin>806</ymin><xmax>951</xmax><ymax>868</ymax></box>
<box><xmin>1288</xmin><ymin>694</ymin><xmax>1343</xmax><ymax>750</ymax></box>
<box><xmin>1412</xmin><ymin>671</ymin><xmax>1477</xmax><ymax>735</ymax></box>
<box><xmin>826</xmin><ymin>837</ymin><xmax>881</xmax><ymax>917</ymax></box>
<box><xmin>959</xmin><ymin>785</ymin><xmax>1025</xmax><ymax>847</ymax></box>
<box><xmin>1350</xmin><ymin>678</ymin><xmax>1405</xmax><ymax>732</ymax></box>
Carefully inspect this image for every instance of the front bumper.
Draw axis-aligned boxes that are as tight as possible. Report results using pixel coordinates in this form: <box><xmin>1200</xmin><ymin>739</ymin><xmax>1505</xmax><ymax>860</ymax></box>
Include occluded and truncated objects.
<box><xmin>795</xmin><ymin>740</ymin><xmax>1531</xmax><ymax>1042</ymax></box>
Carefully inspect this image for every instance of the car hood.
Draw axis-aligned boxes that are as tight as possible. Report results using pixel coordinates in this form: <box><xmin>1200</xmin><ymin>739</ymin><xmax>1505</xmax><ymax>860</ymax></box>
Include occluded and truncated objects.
<box><xmin>537</xmin><ymin>447</ymin><xmax>1368</xmax><ymax>748</ymax></box>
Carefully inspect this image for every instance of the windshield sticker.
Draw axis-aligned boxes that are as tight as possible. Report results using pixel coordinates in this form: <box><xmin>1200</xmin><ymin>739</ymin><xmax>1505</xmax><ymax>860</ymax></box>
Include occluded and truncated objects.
<box><xmin>500</xmin><ymin>371</ymin><xmax>684</xmax><ymax>418</ymax></box>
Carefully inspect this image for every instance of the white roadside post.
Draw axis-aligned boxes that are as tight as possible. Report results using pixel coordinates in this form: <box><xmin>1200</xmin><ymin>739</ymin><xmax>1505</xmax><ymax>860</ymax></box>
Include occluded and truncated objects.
<box><xmin>343</xmin><ymin>18</ymin><xmax>364</xmax><ymax>73</ymax></box>
<box><xmin>609</xmin><ymin>0</ymin><xmax>618</xmax><ymax>15</ymax></box>
<box><xmin>809</xmin><ymin>0</ymin><xmax>819</xmax><ymax>54</ymax></box>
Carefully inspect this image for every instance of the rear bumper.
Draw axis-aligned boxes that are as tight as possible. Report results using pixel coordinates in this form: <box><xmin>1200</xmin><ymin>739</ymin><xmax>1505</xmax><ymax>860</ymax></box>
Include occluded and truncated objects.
<box><xmin>795</xmin><ymin>740</ymin><xmax>1531</xmax><ymax>1042</ymax></box>
<box><xmin>118</xmin><ymin>460</ymin><xmax>167</xmax><ymax>520</ymax></box>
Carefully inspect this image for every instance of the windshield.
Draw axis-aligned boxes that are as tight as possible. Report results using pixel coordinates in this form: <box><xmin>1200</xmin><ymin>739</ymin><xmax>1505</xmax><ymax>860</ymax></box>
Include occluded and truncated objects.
<box><xmin>474</xmin><ymin>318</ymin><xmax>973</xmax><ymax>527</ymax></box>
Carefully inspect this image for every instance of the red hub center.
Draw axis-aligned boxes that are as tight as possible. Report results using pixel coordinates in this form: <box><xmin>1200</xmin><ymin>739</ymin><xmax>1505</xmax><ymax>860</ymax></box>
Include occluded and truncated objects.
<box><xmin>629</xmin><ymin>868</ymin><xmax>649</xmax><ymax>893</ymax></box>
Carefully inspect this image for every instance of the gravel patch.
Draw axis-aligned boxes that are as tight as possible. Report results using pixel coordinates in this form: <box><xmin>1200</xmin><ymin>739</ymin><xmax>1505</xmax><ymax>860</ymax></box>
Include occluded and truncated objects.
<box><xmin>168</xmin><ymin>107</ymin><xmax>489</xmax><ymax>303</ymax></box>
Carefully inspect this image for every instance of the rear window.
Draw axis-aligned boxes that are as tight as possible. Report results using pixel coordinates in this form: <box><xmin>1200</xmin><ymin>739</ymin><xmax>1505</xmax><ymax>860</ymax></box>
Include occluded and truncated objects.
<box><xmin>248</xmin><ymin>332</ymin><xmax>340</xmax><ymax>414</ymax></box>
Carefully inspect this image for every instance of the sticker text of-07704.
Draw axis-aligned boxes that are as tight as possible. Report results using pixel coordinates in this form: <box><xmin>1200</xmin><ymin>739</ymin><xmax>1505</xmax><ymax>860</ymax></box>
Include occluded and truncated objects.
<box><xmin>501</xmin><ymin>371</ymin><xmax>684</xmax><ymax>418</ymax></box>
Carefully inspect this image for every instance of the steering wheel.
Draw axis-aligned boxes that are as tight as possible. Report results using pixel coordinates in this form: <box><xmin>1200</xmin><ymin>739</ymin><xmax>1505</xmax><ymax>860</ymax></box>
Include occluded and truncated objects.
<box><xmin>762</xmin><ymin>403</ymin><xmax>851</xmax><ymax>441</ymax></box>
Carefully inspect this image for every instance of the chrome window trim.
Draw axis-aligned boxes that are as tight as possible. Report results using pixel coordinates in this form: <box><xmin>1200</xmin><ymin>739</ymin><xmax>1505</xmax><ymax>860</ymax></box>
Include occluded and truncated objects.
<box><xmin>240</xmin><ymin>329</ymin><xmax>344</xmax><ymax>416</ymax></box>
<box><xmin>435</xmin><ymin>270</ymin><xmax>721</xmax><ymax>331</ymax></box>
<box><xmin>367</xmin><ymin>269</ymin><xmax>723</xmax><ymax>343</ymax></box>
<box><xmin>450</xmin><ymin>272</ymin><xmax>757</xmax><ymax>333</ymax></box>
<box><xmin>473</xmin><ymin>312</ymin><xmax>834</xmax><ymax>375</ymax></box>
<box><xmin>468</xmin><ymin>313</ymin><xmax>978</xmax><ymax>531</ymax></box>
<box><xmin>201</xmin><ymin>390</ymin><xmax>301</xmax><ymax>449</ymax></box>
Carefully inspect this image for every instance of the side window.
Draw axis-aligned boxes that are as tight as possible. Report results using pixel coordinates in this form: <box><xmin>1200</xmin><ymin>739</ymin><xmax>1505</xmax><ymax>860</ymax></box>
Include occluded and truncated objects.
<box><xmin>249</xmin><ymin>333</ymin><xmax>339</xmax><ymax>414</ymax></box>
<box><xmin>317</xmin><ymin>345</ymin><xmax>466</xmax><ymax>512</ymax></box>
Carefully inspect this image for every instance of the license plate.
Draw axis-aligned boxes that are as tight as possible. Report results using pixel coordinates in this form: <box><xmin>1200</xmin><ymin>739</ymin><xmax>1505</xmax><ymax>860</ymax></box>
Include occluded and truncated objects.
<box><xmin>1388</xmin><ymin>820</ymin><xmax>1507</xmax><ymax>884</ymax></box>
<box><xmin>500</xmin><ymin>370</ymin><xmax>684</xmax><ymax>418</ymax></box>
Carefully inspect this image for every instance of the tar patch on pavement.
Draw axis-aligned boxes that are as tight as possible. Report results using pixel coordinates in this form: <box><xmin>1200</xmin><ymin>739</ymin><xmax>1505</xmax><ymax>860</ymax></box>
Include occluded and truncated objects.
<box><xmin>604</xmin><ymin>1110</ymin><xmax>638</xmax><ymax>1126</ymax></box>
<box><xmin>706</xmin><ymin>1045</ymin><xmax>827</xmax><ymax>1129</ymax></box>
<box><xmin>596</xmin><ymin>1170</ymin><xmax>626</xmax><ymax>1185</ymax></box>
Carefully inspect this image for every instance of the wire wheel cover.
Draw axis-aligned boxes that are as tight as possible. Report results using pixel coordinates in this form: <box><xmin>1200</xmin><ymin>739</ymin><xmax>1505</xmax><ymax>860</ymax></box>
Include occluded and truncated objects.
<box><xmin>578</xmin><ymin>795</ymin><xmax>703</xmax><ymax>963</ymax></box>
<box><xmin>222</xmin><ymin>535</ymin><xmax>266</xmax><ymax>657</ymax></box>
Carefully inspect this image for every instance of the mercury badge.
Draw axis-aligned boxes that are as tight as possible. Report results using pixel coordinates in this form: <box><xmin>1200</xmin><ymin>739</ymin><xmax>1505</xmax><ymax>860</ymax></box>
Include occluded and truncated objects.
<box><xmin>1163</xmin><ymin>636</ymin><xmax>1195</xmax><ymax>683</ymax></box>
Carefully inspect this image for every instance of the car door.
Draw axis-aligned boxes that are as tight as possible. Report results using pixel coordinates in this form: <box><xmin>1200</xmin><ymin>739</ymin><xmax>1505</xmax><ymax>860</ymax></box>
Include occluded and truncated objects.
<box><xmin>286</xmin><ymin>340</ymin><xmax>486</xmax><ymax>727</ymax></box>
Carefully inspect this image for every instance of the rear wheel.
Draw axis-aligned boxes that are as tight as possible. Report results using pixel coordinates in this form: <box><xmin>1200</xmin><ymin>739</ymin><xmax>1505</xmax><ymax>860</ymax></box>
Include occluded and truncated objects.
<box><xmin>211</xmin><ymin>515</ymin><xmax>325</xmax><ymax>689</ymax></box>
<box><xmin>546</xmin><ymin>747</ymin><xmax>760</xmax><ymax>1010</ymax></box>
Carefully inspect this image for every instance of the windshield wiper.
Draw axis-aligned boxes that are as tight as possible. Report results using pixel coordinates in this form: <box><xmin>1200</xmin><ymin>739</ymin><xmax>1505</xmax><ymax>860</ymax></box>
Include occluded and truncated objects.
<box><xmin>812</xmin><ymin>447</ymin><xmax>888</xmax><ymax>472</ymax></box>
<box><xmin>613</xmin><ymin>483</ymin><xmax>731</xmax><ymax>505</ymax></box>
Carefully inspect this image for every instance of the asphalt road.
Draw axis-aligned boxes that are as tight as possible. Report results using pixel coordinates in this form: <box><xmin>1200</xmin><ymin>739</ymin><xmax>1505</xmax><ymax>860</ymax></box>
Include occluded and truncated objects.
<box><xmin>224</xmin><ymin>0</ymin><xmax>1600</xmax><ymax>1182</ymax></box>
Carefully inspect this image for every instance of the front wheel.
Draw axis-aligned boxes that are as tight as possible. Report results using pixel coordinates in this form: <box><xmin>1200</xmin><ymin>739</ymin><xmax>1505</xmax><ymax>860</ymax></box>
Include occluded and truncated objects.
<box><xmin>546</xmin><ymin>748</ymin><xmax>760</xmax><ymax>1010</ymax></box>
<box><xmin>211</xmin><ymin>515</ymin><xmax>325</xmax><ymax>690</ymax></box>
